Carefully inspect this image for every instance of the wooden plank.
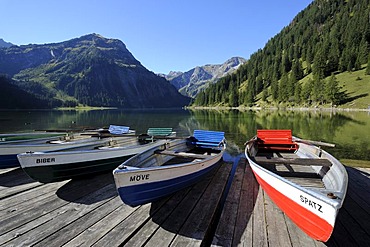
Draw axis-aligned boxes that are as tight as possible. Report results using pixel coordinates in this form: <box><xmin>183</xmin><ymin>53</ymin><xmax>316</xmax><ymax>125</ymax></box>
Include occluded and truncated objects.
<box><xmin>232</xmin><ymin>159</ymin><xmax>259</xmax><ymax>246</ymax></box>
<box><xmin>252</xmin><ymin>184</ymin><xmax>268</xmax><ymax>246</ymax></box>
<box><xmin>331</xmin><ymin>199</ymin><xmax>370</xmax><ymax>246</ymax></box>
<box><xmin>2</xmin><ymin>184</ymin><xmax>116</xmax><ymax>246</ymax></box>
<box><xmin>124</xmin><ymin>187</ymin><xmax>193</xmax><ymax>247</ymax></box>
<box><xmin>212</xmin><ymin>158</ymin><xmax>245</xmax><ymax>246</ymax></box>
<box><xmin>33</xmin><ymin>195</ymin><xmax>123</xmax><ymax>247</ymax></box>
<box><xmin>254</xmin><ymin>157</ymin><xmax>332</xmax><ymax>166</ymax></box>
<box><xmin>0</xmin><ymin>182</ymin><xmax>43</xmax><ymax>200</ymax></box>
<box><xmin>283</xmin><ymin>177</ymin><xmax>325</xmax><ymax>188</ymax></box>
<box><xmin>143</xmin><ymin>167</ymin><xmax>221</xmax><ymax>246</ymax></box>
<box><xmin>170</xmin><ymin>163</ymin><xmax>231</xmax><ymax>246</ymax></box>
<box><xmin>63</xmin><ymin>203</ymin><xmax>140</xmax><ymax>247</ymax></box>
<box><xmin>91</xmin><ymin>199</ymin><xmax>168</xmax><ymax>246</ymax></box>
<box><xmin>0</xmin><ymin>167</ymin><xmax>43</xmax><ymax>199</ymax></box>
<box><xmin>154</xmin><ymin>150</ymin><xmax>208</xmax><ymax>159</ymax></box>
<box><xmin>0</xmin><ymin>180</ymin><xmax>69</xmax><ymax>217</ymax></box>
<box><xmin>0</xmin><ymin>173</ymin><xmax>113</xmax><ymax>236</ymax></box>
<box><xmin>264</xmin><ymin>190</ymin><xmax>292</xmax><ymax>246</ymax></box>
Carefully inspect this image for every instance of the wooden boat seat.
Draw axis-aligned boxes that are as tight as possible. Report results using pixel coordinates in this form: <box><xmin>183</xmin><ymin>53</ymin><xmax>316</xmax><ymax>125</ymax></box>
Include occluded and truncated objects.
<box><xmin>147</xmin><ymin>128</ymin><xmax>173</xmax><ymax>137</ymax></box>
<box><xmin>154</xmin><ymin>150</ymin><xmax>208</xmax><ymax>159</ymax></box>
<box><xmin>138</xmin><ymin>128</ymin><xmax>173</xmax><ymax>143</ymax></box>
<box><xmin>256</xmin><ymin>129</ymin><xmax>298</xmax><ymax>152</ymax></box>
<box><xmin>108</xmin><ymin>125</ymin><xmax>130</xmax><ymax>135</ymax></box>
<box><xmin>192</xmin><ymin>130</ymin><xmax>225</xmax><ymax>148</ymax></box>
<box><xmin>254</xmin><ymin>157</ymin><xmax>332</xmax><ymax>167</ymax></box>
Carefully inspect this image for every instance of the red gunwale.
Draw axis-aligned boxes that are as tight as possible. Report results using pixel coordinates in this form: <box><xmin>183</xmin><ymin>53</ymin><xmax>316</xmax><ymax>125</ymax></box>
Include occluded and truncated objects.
<box><xmin>252</xmin><ymin>170</ymin><xmax>333</xmax><ymax>242</ymax></box>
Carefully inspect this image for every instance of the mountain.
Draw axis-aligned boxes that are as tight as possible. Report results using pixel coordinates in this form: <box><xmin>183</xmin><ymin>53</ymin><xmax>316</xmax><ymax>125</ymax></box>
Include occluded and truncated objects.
<box><xmin>164</xmin><ymin>57</ymin><xmax>246</xmax><ymax>98</ymax></box>
<box><xmin>193</xmin><ymin>0</ymin><xmax>370</xmax><ymax>108</ymax></box>
<box><xmin>0</xmin><ymin>75</ymin><xmax>58</xmax><ymax>109</ymax></box>
<box><xmin>0</xmin><ymin>34</ymin><xmax>190</xmax><ymax>108</ymax></box>
<box><xmin>0</xmin><ymin>39</ymin><xmax>13</xmax><ymax>48</ymax></box>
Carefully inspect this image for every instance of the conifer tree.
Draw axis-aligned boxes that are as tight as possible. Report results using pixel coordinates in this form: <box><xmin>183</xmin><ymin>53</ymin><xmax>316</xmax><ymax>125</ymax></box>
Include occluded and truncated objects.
<box><xmin>325</xmin><ymin>74</ymin><xmax>342</xmax><ymax>105</ymax></box>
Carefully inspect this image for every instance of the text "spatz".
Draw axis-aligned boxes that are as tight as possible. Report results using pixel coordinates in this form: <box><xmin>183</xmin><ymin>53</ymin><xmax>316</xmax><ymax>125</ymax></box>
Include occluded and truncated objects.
<box><xmin>300</xmin><ymin>195</ymin><xmax>323</xmax><ymax>213</ymax></box>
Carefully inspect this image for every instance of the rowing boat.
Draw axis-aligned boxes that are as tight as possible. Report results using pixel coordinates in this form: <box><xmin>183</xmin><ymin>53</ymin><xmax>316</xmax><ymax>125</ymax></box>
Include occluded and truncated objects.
<box><xmin>113</xmin><ymin>130</ymin><xmax>226</xmax><ymax>207</ymax></box>
<box><xmin>245</xmin><ymin>129</ymin><xmax>348</xmax><ymax>242</ymax></box>
<box><xmin>17</xmin><ymin>128</ymin><xmax>174</xmax><ymax>183</ymax></box>
<box><xmin>1</xmin><ymin>125</ymin><xmax>135</xmax><ymax>169</ymax></box>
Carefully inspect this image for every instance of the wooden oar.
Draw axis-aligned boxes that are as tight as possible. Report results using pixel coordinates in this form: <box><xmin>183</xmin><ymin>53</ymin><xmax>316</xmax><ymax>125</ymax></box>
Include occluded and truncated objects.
<box><xmin>293</xmin><ymin>138</ymin><xmax>335</xmax><ymax>147</ymax></box>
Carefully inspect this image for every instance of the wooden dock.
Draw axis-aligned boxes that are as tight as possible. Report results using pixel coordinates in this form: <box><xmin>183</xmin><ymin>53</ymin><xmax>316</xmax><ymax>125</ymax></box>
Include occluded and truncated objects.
<box><xmin>0</xmin><ymin>159</ymin><xmax>369</xmax><ymax>246</ymax></box>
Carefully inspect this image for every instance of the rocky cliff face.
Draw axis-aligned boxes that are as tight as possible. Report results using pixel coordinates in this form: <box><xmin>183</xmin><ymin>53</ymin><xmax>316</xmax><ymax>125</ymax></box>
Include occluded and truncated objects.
<box><xmin>0</xmin><ymin>34</ymin><xmax>190</xmax><ymax>108</ymax></box>
<box><xmin>165</xmin><ymin>57</ymin><xmax>246</xmax><ymax>98</ymax></box>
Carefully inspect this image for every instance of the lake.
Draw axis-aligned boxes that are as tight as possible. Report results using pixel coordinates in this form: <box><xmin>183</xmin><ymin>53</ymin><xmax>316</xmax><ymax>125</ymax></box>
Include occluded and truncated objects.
<box><xmin>0</xmin><ymin>109</ymin><xmax>369</xmax><ymax>165</ymax></box>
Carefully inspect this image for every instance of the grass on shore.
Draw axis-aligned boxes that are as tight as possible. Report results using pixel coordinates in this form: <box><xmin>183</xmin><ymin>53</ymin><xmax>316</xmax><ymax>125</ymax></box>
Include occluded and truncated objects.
<box><xmin>340</xmin><ymin>159</ymin><xmax>370</xmax><ymax>168</ymax></box>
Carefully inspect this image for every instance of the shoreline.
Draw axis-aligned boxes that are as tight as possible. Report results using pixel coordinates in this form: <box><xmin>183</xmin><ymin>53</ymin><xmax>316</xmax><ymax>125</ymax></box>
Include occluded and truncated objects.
<box><xmin>187</xmin><ymin>105</ymin><xmax>370</xmax><ymax>112</ymax></box>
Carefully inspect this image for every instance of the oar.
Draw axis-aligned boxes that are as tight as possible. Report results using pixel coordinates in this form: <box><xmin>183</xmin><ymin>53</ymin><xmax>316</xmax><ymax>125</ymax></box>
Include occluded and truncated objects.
<box><xmin>293</xmin><ymin>138</ymin><xmax>335</xmax><ymax>147</ymax></box>
<box><xmin>34</xmin><ymin>128</ymin><xmax>101</xmax><ymax>133</ymax></box>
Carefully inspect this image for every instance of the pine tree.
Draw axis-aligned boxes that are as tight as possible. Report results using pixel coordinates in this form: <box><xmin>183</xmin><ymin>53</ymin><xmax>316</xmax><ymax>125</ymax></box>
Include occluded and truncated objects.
<box><xmin>271</xmin><ymin>80</ymin><xmax>279</xmax><ymax>101</ymax></box>
<box><xmin>366</xmin><ymin>55</ymin><xmax>370</xmax><ymax>75</ymax></box>
<box><xmin>325</xmin><ymin>74</ymin><xmax>342</xmax><ymax>105</ymax></box>
<box><xmin>294</xmin><ymin>81</ymin><xmax>302</xmax><ymax>103</ymax></box>
<box><xmin>302</xmin><ymin>79</ymin><xmax>313</xmax><ymax>104</ymax></box>
<box><xmin>278</xmin><ymin>73</ymin><xmax>289</xmax><ymax>102</ymax></box>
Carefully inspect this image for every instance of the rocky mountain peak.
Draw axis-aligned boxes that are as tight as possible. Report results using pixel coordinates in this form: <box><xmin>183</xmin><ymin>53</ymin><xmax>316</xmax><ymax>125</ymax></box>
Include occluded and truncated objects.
<box><xmin>0</xmin><ymin>38</ymin><xmax>13</xmax><ymax>48</ymax></box>
<box><xmin>165</xmin><ymin>56</ymin><xmax>246</xmax><ymax>98</ymax></box>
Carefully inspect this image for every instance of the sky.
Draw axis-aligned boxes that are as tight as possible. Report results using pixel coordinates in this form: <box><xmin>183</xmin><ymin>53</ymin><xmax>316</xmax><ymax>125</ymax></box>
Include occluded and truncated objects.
<box><xmin>2</xmin><ymin>0</ymin><xmax>313</xmax><ymax>74</ymax></box>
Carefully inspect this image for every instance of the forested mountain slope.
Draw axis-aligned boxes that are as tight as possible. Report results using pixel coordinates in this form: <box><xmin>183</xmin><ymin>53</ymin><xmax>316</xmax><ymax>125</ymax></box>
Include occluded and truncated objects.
<box><xmin>193</xmin><ymin>0</ymin><xmax>370</xmax><ymax>109</ymax></box>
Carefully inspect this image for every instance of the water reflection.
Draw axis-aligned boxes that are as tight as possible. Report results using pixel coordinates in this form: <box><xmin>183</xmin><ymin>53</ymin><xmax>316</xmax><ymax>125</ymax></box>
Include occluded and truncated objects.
<box><xmin>0</xmin><ymin>109</ymin><xmax>369</xmax><ymax>161</ymax></box>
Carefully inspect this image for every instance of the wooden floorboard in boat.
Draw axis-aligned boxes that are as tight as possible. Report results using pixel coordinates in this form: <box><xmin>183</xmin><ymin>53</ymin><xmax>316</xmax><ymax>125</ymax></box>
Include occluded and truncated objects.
<box><xmin>0</xmin><ymin>161</ymin><xmax>369</xmax><ymax>246</ymax></box>
<box><xmin>258</xmin><ymin>152</ymin><xmax>325</xmax><ymax>189</ymax></box>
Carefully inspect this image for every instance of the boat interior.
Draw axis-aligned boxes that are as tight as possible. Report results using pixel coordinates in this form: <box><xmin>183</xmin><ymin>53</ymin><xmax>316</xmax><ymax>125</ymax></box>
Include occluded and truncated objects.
<box><xmin>254</xmin><ymin>130</ymin><xmax>332</xmax><ymax>191</ymax></box>
<box><xmin>249</xmin><ymin>130</ymin><xmax>346</xmax><ymax>199</ymax></box>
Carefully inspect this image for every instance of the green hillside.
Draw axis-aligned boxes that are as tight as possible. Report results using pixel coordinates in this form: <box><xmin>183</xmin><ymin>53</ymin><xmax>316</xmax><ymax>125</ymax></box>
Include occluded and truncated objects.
<box><xmin>192</xmin><ymin>0</ymin><xmax>370</xmax><ymax>110</ymax></box>
<box><xmin>0</xmin><ymin>34</ymin><xmax>190</xmax><ymax>109</ymax></box>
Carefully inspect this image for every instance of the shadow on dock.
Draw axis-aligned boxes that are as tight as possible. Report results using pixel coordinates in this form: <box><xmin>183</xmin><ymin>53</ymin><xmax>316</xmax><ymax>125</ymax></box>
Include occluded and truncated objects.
<box><xmin>326</xmin><ymin>166</ymin><xmax>370</xmax><ymax>246</ymax></box>
<box><xmin>56</xmin><ymin>172</ymin><xmax>117</xmax><ymax>205</ymax></box>
<box><xmin>0</xmin><ymin>167</ymin><xmax>35</xmax><ymax>187</ymax></box>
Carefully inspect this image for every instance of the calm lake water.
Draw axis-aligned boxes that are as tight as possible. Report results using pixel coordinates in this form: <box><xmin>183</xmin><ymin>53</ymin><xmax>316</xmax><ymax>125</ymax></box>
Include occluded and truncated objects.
<box><xmin>0</xmin><ymin>109</ymin><xmax>369</xmax><ymax>163</ymax></box>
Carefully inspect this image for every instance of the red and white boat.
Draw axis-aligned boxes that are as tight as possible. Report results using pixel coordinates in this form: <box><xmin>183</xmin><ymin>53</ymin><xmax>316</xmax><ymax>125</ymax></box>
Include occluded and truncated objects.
<box><xmin>245</xmin><ymin>129</ymin><xmax>348</xmax><ymax>242</ymax></box>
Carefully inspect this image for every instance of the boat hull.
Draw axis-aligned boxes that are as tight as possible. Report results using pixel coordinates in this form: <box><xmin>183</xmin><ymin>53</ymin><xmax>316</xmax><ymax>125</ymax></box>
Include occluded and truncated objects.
<box><xmin>116</xmin><ymin>160</ymin><xmax>219</xmax><ymax>206</ymax></box>
<box><xmin>0</xmin><ymin>136</ymin><xmax>103</xmax><ymax>168</ymax></box>
<box><xmin>114</xmin><ymin>133</ymin><xmax>226</xmax><ymax>207</ymax></box>
<box><xmin>249</xmin><ymin>162</ymin><xmax>334</xmax><ymax>242</ymax></box>
<box><xmin>22</xmin><ymin>155</ymin><xmax>135</xmax><ymax>183</ymax></box>
<box><xmin>245</xmin><ymin>132</ymin><xmax>347</xmax><ymax>242</ymax></box>
<box><xmin>18</xmin><ymin>139</ymin><xmax>170</xmax><ymax>183</ymax></box>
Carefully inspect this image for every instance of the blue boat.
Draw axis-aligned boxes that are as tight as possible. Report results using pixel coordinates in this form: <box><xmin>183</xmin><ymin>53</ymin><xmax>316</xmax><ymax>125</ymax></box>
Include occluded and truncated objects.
<box><xmin>113</xmin><ymin>130</ymin><xmax>226</xmax><ymax>207</ymax></box>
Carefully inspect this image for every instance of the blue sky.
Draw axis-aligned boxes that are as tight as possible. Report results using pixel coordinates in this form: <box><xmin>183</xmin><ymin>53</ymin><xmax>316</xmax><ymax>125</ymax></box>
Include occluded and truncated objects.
<box><xmin>2</xmin><ymin>0</ymin><xmax>313</xmax><ymax>74</ymax></box>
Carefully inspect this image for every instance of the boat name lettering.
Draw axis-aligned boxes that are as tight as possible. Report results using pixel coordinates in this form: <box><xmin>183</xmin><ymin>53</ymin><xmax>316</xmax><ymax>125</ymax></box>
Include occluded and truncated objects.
<box><xmin>36</xmin><ymin>158</ymin><xmax>56</xmax><ymax>163</ymax></box>
<box><xmin>300</xmin><ymin>195</ymin><xmax>323</xmax><ymax>213</ymax></box>
<box><xmin>130</xmin><ymin>174</ymin><xmax>150</xmax><ymax>182</ymax></box>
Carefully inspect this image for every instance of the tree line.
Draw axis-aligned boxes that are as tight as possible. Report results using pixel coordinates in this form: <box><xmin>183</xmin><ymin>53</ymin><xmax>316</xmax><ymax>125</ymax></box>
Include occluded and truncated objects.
<box><xmin>193</xmin><ymin>0</ymin><xmax>370</xmax><ymax>107</ymax></box>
